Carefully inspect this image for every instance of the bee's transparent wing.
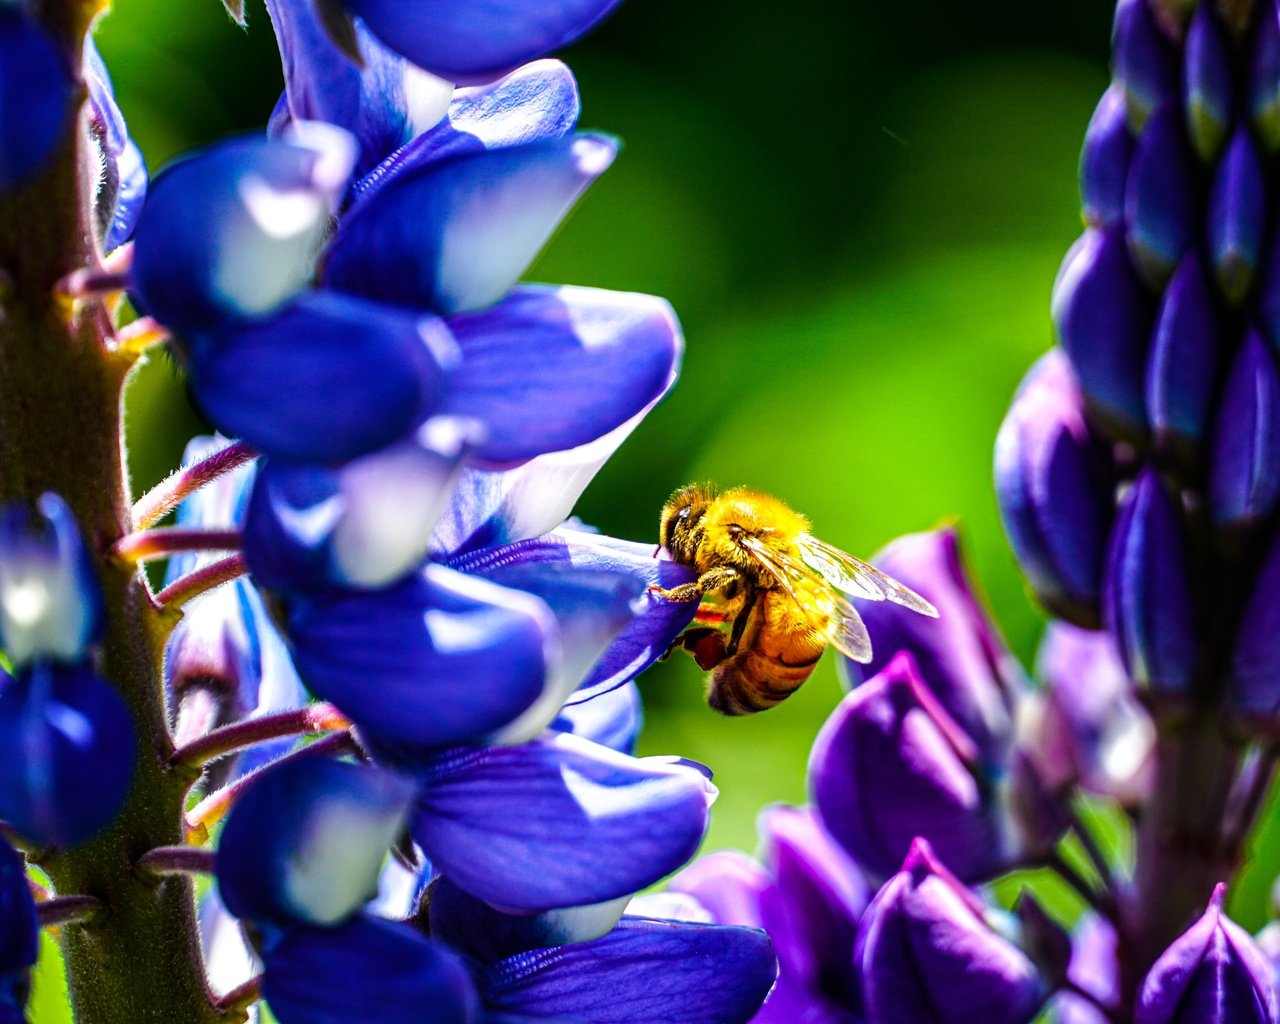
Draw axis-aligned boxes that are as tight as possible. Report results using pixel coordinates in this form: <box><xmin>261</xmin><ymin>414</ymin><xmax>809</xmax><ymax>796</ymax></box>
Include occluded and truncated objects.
<box><xmin>797</xmin><ymin>534</ymin><xmax>939</xmax><ymax>618</ymax></box>
<box><xmin>738</xmin><ymin>535</ymin><xmax>874</xmax><ymax>663</ymax></box>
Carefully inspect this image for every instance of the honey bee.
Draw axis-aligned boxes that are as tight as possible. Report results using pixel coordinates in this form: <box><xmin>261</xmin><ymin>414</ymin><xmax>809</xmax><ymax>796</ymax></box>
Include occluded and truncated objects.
<box><xmin>653</xmin><ymin>483</ymin><xmax>939</xmax><ymax>715</ymax></box>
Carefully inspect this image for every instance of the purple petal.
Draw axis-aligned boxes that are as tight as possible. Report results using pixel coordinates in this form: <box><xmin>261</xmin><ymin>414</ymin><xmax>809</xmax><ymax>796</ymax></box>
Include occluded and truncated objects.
<box><xmin>841</xmin><ymin>527</ymin><xmax>1023</xmax><ymax>759</ymax></box>
<box><xmin>1208</xmin><ymin>330</ymin><xmax>1280</xmax><ymax>531</ymax></box>
<box><xmin>1207</xmin><ymin>127</ymin><xmax>1266</xmax><ymax>304</ymax></box>
<box><xmin>1052</xmin><ymin>228</ymin><xmax>1153</xmax><ymax>441</ymax></box>
<box><xmin>216</xmin><ymin>756</ymin><xmax>416</xmax><ymax>929</ymax></box>
<box><xmin>1125</xmin><ymin>102</ymin><xmax>1197</xmax><ymax>286</ymax></box>
<box><xmin>1183</xmin><ymin>4</ymin><xmax>1234</xmax><ymax>161</ymax></box>
<box><xmin>343</xmin><ymin>0</ymin><xmax>623</xmax><ymax>81</ymax></box>
<box><xmin>1251</xmin><ymin>5</ymin><xmax>1280</xmax><ymax>153</ymax></box>
<box><xmin>1114</xmin><ymin>0</ymin><xmax>1179</xmax><ymax>131</ymax></box>
<box><xmin>995</xmin><ymin>350</ymin><xmax>1116</xmax><ymax>628</ymax></box>
<box><xmin>285</xmin><ymin>565</ymin><xmax>554</xmax><ymax>753</ymax></box>
<box><xmin>482</xmin><ymin>916</ymin><xmax>775</xmax><ymax>1024</ymax></box>
<box><xmin>188</xmin><ymin>290</ymin><xmax>452</xmax><ymax>464</ymax></box>
<box><xmin>666</xmin><ymin>851</ymin><xmax>768</xmax><ymax>930</ymax></box>
<box><xmin>1062</xmin><ymin>914</ymin><xmax>1121</xmax><ymax>1024</ymax></box>
<box><xmin>413</xmin><ymin>733</ymin><xmax>714</xmax><ymax>910</ymax></box>
<box><xmin>1230</xmin><ymin>529</ymin><xmax>1280</xmax><ymax>721</ymax></box>
<box><xmin>449</xmin><ymin>527</ymin><xmax>698</xmax><ymax>704</ymax></box>
<box><xmin>0</xmin><ymin>839</ymin><xmax>36</xmax><ymax>982</ymax></box>
<box><xmin>810</xmin><ymin>652</ymin><xmax>1010</xmax><ymax>883</ymax></box>
<box><xmin>1105</xmin><ymin>467</ymin><xmax>1197</xmax><ymax>698</ymax></box>
<box><xmin>263</xmin><ymin>914</ymin><xmax>476</xmax><ymax>1024</ymax></box>
<box><xmin>857</xmin><ymin>839</ymin><xmax>1046</xmax><ymax>1024</ymax></box>
<box><xmin>1081</xmin><ymin>87</ymin><xmax>1134</xmax><ymax>228</ymax></box>
<box><xmin>552</xmin><ymin>681</ymin><xmax>643</xmax><ymax>754</ymax></box>
<box><xmin>323</xmin><ymin>135</ymin><xmax>616</xmax><ymax>314</ymax></box>
<box><xmin>0</xmin><ymin>8</ymin><xmax>74</xmax><ymax>189</ymax></box>
<box><xmin>437</xmin><ymin>285</ymin><xmax>683</xmax><ymax>463</ymax></box>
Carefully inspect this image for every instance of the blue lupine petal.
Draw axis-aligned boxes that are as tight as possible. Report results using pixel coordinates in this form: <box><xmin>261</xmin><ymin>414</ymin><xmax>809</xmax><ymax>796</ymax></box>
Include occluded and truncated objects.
<box><xmin>1136</xmin><ymin>885</ymin><xmax>1277</xmax><ymax>1024</ymax></box>
<box><xmin>244</xmin><ymin>417</ymin><xmax>480</xmax><ymax>593</ymax></box>
<box><xmin>83</xmin><ymin>40</ymin><xmax>127</xmax><ymax>159</ymax></box>
<box><xmin>841</xmin><ymin>527</ymin><xmax>1022</xmax><ymax>759</ymax></box>
<box><xmin>1207</xmin><ymin>127</ymin><xmax>1266</xmax><ymax>304</ymax></box>
<box><xmin>1125</xmin><ymin>102</ymin><xmax>1197</xmax><ymax>286</ymax></box>
<box><xmin>461</xmin><ymin>564</ymin><xmax>642</xmax><ymax>745</ymax></box>
<box><xmin>1081</xmin><ymin>87</ymin><xmax>1133</xmax><ymax>229</ymax></box>
<box><xmin>0</xmin><ymin>839</ymin><xmax>36</xmax><ymax>1007</ymax></box>
<box><xmin>352</xmin><ymin>60</ymin><xmax>580</xmax><ymax>203</ymax></box>
<box><xmin>131</xmin><ymin>127</ymin><xmax>355</xmax><ymax>334</ymax></box>
<box><xmin>1251</xmin><ymin>5</ymin><xmax>1280</xmax><ymax>153</ymax></box>
<box><xmin>1208</xmin><ymin>330</ymin><xmax>1280</xmax><ymax>531</ymax></box>
<box><xmin>481</xmin><ymin>916</ymin><xmax>775</xmax><ymax>1024</ymax></box>
<box><xmin>857</xmin><ymin>839</ymin><xmax>1045</xmax><ymax>1024</ymax></box>
<box><xmin>552</xmin><ymin>681</ymin><xmax>643</xmax><ymax>754</ymax></box>
<box><xmin>414</xmin><ymin>733</ymin><xmax>714</xmax><ymax>910</ymax></box>
<box><xmin>0</xmin><ymin>493</ymin><xmax>103</xmax><ymax>668</ymax></box>
<box><xmin>188</xmin><ymin>290</ymin><xmax>453</xmax><ymax>464</ymax></box>
<box><xmin>105</xmin><ymin>140</ymin><xmax>148</xmax><ymax>253</ymax></box>
<box><xmin>1146</xmin><ymin>252</ymin><xmax>1220</xmax><ymax>464</ymax></box>
<box><xmin>0</xmin><ymin>7</ymin><xmax>74</xmax><ymax>189</ymax></box>
<box><xmin>286</xmin><ymin>564</ymin><xmax>554</xmax><ymax>752</ymax></box>
<box><xmin>1183</xmin><ymin>4</ymin><xmax>1233</xmax><ymax>162</ymax></box>
<box><xmin>343</xmin><ymin>0</ymin><xmax>623</xmax><ymax>81</ymax></box>
<box><xmin>323</xmin><ymin>135</ymin><xmax>615</xmax><ymax>314</ymax></box>
<box><xmin>811</xmin><ymin>652</ymin><xmax>1010</xmax><ymax>883</ymax></box>
<box><xmin>83</xmin><ymin>40</ymin><xmax>148</xmax><ymax>252</ymax></box>
<box><xmin>1113</xmin><ymin>0</ymin><xmax>1178</xmax><ymax>132</ymax></box>
<box><xmin>1052</xmin><ymin>228</ymin><xmax>1152</xmax><ymax>440</ymax></box>
<box><xmin>437</xmin><ymin>285</ymin><xmax>682</xmax><ymax>464</ymax></box>
<box><xmin>429</xmin><ymin>875</ymin><xmax>629</xmax><ymax>965</ymax></box>
<box><xmin>263</xmin><ymin>913</ymin><xmax>476</xmax><ymax>1024</ymax></box>
<box><xmin>449</xmin><ymin>527</ymin><xmax>697</xmax><ymax>703</ymax></box>
<box><xmin>995</xmin><ymin>350</ymin><xmax>1116</xmax><ymax>629</ymax></box>
<box><xmin>264</xmin><ymin>0</ymin><xmax>452</xmax><ymax>177</ymax></box>
<box><xmin>1104</xmin><ymin>467</ymin><xmax>1197</xmax><ymax>698</ymax></box>
<box><xmin>0</xmin><ymin>664</ymin><xmax>134</xmax><ymax>848</ymax></box>
<box><xmin>1230</xmin><ymin>529</ymin><xmax>1280</xmax><ymax>721</ymax></box>
<box><xmin>217</xmin><ymin>756</ymin><xmax>416</xmax><ymax>930</ymax></box>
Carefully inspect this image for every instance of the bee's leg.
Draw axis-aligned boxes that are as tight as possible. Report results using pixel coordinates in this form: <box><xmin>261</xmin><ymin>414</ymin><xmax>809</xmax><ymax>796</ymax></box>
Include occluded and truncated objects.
<box><xmin>661</xmin><ymin>626</ymin><xmax>729</xmax><ymax>669</ymax></box>
<box><xmin>649</xmin><ymin>567</ymin><xmax>742</xmax><ymax>603</ymax></box>
<box><xmin>723</xmin><ymin>590</ymin><xmax>758</xmax><ymax>657</ymax></box>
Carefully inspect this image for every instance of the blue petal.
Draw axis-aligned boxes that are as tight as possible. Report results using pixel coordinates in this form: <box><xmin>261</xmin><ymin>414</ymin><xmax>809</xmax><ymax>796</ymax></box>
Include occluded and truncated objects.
<box><xmin>437</xmin><ymin>286</ymin><xmax>682</xmax><ymax>463</ymax></box>
<box><xmin>414</xmin><ymin>734</ymin><xmax>714</xmax><ymax>909</ymax></box>
<box><xmin>0</xmin><ymin>839</ymin><xmax>35</xmax><ymax>979</ymax></box>
<box><xmin>449</xmin><ymin>527</ymin><xmax>697</xmax><ymax>703</ymax></box>
<box><xmin>264</xmin><ymin>0</ymin><xmax>452</xmax><ymax>176</ymax></box>
<box><xmin>552</xmin><ymin>681</ymin><xmax>642</xmax><ymax>754</ymax></box>
<box><xmin>263</xmin><ymin>913</ymin><xmax>476</xmax><ymax>1024</ymax></box>
<box><xmin>286</xmin><ymin>565</ymin><xmax>554</xmax><ymax>753</ymax></box>
<box><xmin>83</xmin><ymin>40</ymin><xmax>148</xmax><ymax>252</ymax></box>
<box><xmin>244</xmin><ymin>418</ymin><xmax>480</xmax><ymax>593</ymax></box>
<box><xmin>1113</xmin><ymin>0</ymin><xmax>1178</xmax><ymax>132</ymax></box>
<box><xmin>351</xmin><ymin>60</ymin><xmax>580</xmax><ymax>201</ymax></box>
<box><xmin>0</xmin><ymin>8</ymin><xmax>74</xmax><ymax>189</ymax></box>
<box><xmin>1251</xmin><ymin>6</ymin><xmax>1280</xmax><ymax>153</ymax></box>
<box><xmin>482</xmin><ymin>916</ymin><xmax>775</xmax><ymax>1024</ymax></box>
<box><xmin>1208</xmin><ymin>330</ymin><xmax>1280</xmax><ymax>531</ymax></box>
<box><xmin>1125</xmin><ymin>102</ymin><xmax>1197</xmax><ymax>287</ymax></box>
<box><xmin>1207</xmin><ymin>126</ymin><xmax>1266</xmax><ymax>305</ymax></box>
<box><xmin>1080</xmin><ymin>87</ymin><xmax>1132</xmax><ymax>229</ymax></box>
<box><xmin>105</xmin><ymin>139</ymin><xmax>148</xmax><ymax>253</ymax></box>
<box><xmin>131</xmin><ymin>129</ymin><xmax>355</xmax><ymax>334</ymax></box>
<box><xmin>0</xmin><ymin>664</ymin><xmax>134</xmax><ymax>848</ymax></box>
<box><xmin>217</xmin><ymin>756</ymin><xmax>416</xmax><ymax>929</ymax></box>
<box><xmin>343</xmin><ymin>0</ymin><xmax>623</xmax><ymax>81</ymax></box>
<box><xmin>83</xmin><ymin>39</ymin><xmax>127</xmax><ymax>158</ymax></box>
<box><xmin>1183</xmin><ymin>4</ymin><xmax>1233</xmax><ymax>162</ymax></box>
<box><xmin>188</xmin><ymin>291</ymin><xmax>453</xmax><ymax>464</ymax></box>
<box><xmin>323</xmin><ymin>136</ymin><xmax>616</xmax><ymax>314</ymax></box>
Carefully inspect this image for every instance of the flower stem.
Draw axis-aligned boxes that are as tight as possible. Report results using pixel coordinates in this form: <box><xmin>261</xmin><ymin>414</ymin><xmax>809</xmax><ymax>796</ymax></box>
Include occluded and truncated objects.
<box><xmin>131</xmin><ymin>440</ymin><xmax>257</xmax><ymax>530</ymax></box>
<box><xmin>169</xmin><ymin>703</ymin><xmax>350</xmax><ymax>769</ymax></box>
<box><xmin>37</xmin><ymin>894</ymin><xmax>102</xmax><ymax>928</ymax></box>
<box><xmin>214</xmin><ymin>976</ymin><xmax>263</xmax><ymax>1023</ymax></box>
<box><xmin>136</xmin><ymin>846</ymin><xmax>217</xmax><ymax>878</ymax></box>
<box><xmin>153</xmin><ymin>553</ymin><xmax>249</xmax><ymax>611</ymax></box>
<box><xmin>113</xmin><ymin>527</ymin><xmax>242</xmax><ymax>564</ymax></box>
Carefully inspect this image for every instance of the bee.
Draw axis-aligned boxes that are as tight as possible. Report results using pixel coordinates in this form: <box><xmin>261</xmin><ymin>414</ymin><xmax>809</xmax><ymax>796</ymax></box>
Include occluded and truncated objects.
<box><xmin>653</xmin><ymin>483</ymin><xmax>939</xmax><ymax>715</ymax></box>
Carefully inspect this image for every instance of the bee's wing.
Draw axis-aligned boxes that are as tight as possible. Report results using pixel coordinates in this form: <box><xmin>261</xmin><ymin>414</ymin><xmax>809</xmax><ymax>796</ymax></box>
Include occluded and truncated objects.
<box><xmin>797</xmin><ymin>534</ymin><xmax>939</xmax><ymax>618</ymax></box>
<box><xmin>738</xmin><ymin>535</ymin><xmax>874</xmax><ymax>663</ymax></box>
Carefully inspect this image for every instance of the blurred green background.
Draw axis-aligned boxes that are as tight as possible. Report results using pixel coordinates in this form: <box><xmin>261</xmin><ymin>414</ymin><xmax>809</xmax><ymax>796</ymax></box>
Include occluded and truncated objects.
<box><xmin>28</xmin><ymin>0</ymin><xmax>1189</xmax><ymax>1017</ymax></box>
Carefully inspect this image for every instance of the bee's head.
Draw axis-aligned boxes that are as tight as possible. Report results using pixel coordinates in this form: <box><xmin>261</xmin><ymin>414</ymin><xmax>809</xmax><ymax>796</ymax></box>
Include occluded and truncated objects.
<box><xmin>659</xmin><ymin>482</ymin><xmax>715</xmax><ymax>563</ymax></box>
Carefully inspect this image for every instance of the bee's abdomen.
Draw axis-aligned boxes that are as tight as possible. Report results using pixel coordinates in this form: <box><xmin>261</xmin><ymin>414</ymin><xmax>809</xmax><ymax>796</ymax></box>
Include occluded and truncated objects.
<box><xmin>705</xmin><ymin>593</ymin><xmax>826</xmax><ymax>715</ymax></box>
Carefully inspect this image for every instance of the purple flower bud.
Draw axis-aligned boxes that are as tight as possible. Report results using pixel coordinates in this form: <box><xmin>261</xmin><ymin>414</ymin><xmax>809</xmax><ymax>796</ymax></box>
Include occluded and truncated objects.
<box><xmin>810</xmin><ymin>652</ymin><xmax>1012</xmax><ymax>883</ymax></box>
<box><xmin>1052</xmin><ymin>228</ymin><xmax>1153</xmax><ymax>441</ymax></box>
<box><xmin>0</xmin><ymin>838</ymin><xmax>35</xmax><ymax>1019</ymax></box>
<box><xmin>1126</xmin><ymin>102</ymin><xmax>1198</xmax><ymax>286</ymax></box>
<box><xmin>0</xmin><ymin>7</ymin><xmax>74</xmax><ymax>190</ymax></box>
<box><xmin>1030</xmin><ymin>622</ymin><xmax>1154</xmax><ymax>805</ymax></box>
<box><xmin>995</xmin><ymin>350</ymin><xmax>1116</xmax><ymax>627</ymax></box>
<box><xmin>0</xmin><ymin>494</ymin><xmax>103</xmax><ymax>668</ymax></box>
<box><xmin>1209</xmin><ymin>330</ymin><xmax>1280</xmax><ymax>532</ymax></box>
<box><xmin>1229</xmin><ymin>528</ymin><xmax>1280</xmax><ymax>722</ymax></box>
<box><xmin>1145</xmin><ymin>253</ymin><xmax>1221</xmax><ymax>469</ymax></box>
<box><xmin>1105</xmin><ymin>467</ymin><xmax>1197</xmax><ymax>698</ymax></box>
<box><xmin>856</xmin><ymin>838</ymin><xmax>1046</xmax><ymax>1024</ymax></box>
<box><xmin>0</xmin><ymin>664</ymin><xmax>134</xmax><ymax>848</ymax></box>
<box><xmin>1251</xmin><ymin>5</ymin><xmax>1280</xmax><ymax>152</ymax></box>
<box><xmin>1056</xmin><ymin>914</ymin><xmax>1122</xmax><ymax>1024</ymax></box>
<box><xmin>841</xmin><ymin>527</ymin><xmax>1022</xmax><ymax>758</ymax></box>
<box><xmin>1183</xmin><ymin>4</ymin><xmax>1234</xmax><ymax>161</ymax></box>
<box><xmin>1208</xmin><ymin>127</ymin><xmax>1267</xmax><ymax>305</ymax></box>
<box><xmin>1136</xmin><ymin>884</ymin><xmax>1278</xmax><ymax>1024</ymax></box>
<box><xmin>666</xmin><ymin>850</ymin><xmax>767</xmax><ymax>930</ymax></box>
<box><xmin>1114</xmin><ymin>0</ymin><xmax>1180</xmax><ymax>131</ymax></box>
<box><xmin>1081</xmin><ymin>88</ymin><xmax>1134</xmax><ymax>228</ymax></box>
